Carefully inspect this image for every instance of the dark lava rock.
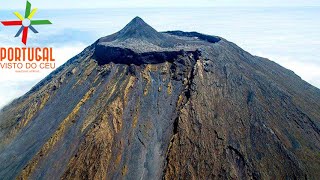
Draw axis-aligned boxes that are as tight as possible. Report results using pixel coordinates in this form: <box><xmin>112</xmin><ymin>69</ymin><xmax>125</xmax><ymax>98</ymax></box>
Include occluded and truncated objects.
<box><xmin>0</xmin><ymin>17</ymin><xmax>319</xmax><ymax>180</ymax></box>
<box><xmin>94</xmin><ymin>45</ymin><xmax>201</xmax><ymax>66</ymax></box>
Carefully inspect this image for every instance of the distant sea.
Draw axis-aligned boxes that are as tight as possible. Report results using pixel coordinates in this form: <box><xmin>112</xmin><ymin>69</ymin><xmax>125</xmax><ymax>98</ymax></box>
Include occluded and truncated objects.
<box><xmin>0</xmin><ymin>7</ymin><xmax>319</xmax><ymax>108</ymax></box>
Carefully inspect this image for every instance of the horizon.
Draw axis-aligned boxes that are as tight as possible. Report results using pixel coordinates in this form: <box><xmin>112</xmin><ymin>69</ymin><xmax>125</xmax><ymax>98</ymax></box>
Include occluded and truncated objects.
<box><xmin>1</xmin><ymin>5</ymin><xmax>320</xmax><ymax>12</ymax></box>
<box><xmin>1</xmin><ymin>0</ymin><xmax>320</xmax><ymax>9</ymax></box>
<box><xmin>2</xmin><ymin>5</ymin><xmax>320</xmax><ymax>10</ymax></box>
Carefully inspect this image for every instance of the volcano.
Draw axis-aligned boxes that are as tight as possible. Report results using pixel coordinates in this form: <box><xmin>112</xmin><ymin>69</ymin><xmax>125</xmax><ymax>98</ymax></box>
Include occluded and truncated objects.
<box><xmin>0</xmin><ymin>17</ymin><xmax>320</xmax><ymax>179</ymax></box>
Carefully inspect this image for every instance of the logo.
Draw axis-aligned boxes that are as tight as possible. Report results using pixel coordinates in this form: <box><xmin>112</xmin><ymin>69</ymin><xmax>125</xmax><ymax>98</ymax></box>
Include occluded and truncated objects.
<box><xmin>1</xmin><ymin>1</ymin><xmax>52</xmax><ymax>45</ymax></box>
<box><xmin>0</xmin><ymin>1</ymin><xmax>55</xmax><ymax>73</ymax></box>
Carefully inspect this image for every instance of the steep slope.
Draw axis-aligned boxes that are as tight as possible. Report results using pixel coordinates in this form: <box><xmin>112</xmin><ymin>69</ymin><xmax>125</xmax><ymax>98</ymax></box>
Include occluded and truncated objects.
<box><xmin>0</xmin><ymin>17</ymin><xmax>319</xmax><ymax>180</ymax></box>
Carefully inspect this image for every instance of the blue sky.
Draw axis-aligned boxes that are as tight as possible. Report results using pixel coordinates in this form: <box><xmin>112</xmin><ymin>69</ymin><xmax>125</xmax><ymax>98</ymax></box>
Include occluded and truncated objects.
<box><xmin>0</xmin><ymin>0</ymin><xmax>320</xmax><ymax>9</ymax></box>
<box><xmin>0</xmin><ymin>1</ymin><xmax>319</xmax><ymax>108</ymax></box>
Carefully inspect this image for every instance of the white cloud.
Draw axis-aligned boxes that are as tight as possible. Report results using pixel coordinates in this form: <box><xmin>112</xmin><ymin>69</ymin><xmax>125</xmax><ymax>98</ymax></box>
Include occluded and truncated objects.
<box><xmin>255</xmin><ymin>54</ymin><xmax>320</xmax><ymax>88</ymax></box>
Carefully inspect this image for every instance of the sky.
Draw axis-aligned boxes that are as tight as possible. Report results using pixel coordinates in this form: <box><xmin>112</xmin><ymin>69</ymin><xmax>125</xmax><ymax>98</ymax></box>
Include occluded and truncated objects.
<box><xmin>0</xmin><ymin>0</ymin><xmax>320</xmax><ymax>9</ymax></box>
<box><xmin>0</xmin><ymin>1</ymin><xmax>319</xmax><ymax>108</ymax></box>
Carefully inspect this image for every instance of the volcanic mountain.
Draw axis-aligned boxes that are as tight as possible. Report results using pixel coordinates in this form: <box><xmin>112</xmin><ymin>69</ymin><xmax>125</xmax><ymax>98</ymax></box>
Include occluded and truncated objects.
<box><xmin>0</xmin><ymin>17</ymin><xmax>320</xmax><ymax>179</ymax></box>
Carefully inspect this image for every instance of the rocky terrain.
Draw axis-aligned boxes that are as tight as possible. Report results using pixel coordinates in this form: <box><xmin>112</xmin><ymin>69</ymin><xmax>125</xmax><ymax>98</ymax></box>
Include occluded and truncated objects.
<box><xmin>0</xmin><ymin>17</ymin><xmax>319</xmax><ymax>179</ymax></box>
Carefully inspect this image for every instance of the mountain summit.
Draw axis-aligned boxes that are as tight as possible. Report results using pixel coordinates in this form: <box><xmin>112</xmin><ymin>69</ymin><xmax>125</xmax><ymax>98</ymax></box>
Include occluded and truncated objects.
<box><xmin>99</xmin><ymin>16</ymin><xmax>173</xmax><ymax>50</ymax></box>
<box><xmin>0</xmin><ymin>17</ymin><xmax>320</xmax><ymax>180</ymax></box>
<box><xmin>111</xmin><ymin>16</ymin><xmax>164</xmax><ymax>41</ymax></box>
<box><xmin>96</xmin><ymin>17</ymin><xmax>220</xmax><ymax>65</ymax></box>
<box><xmin>98</xmin><ymin>16</ymin><xmax>220</xmax><ymax>54</ymax></box>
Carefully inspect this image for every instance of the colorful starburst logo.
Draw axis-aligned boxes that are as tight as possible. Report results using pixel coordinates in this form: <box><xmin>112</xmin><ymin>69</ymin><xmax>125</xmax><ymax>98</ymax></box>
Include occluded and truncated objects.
<box><xmin>1</xmin><ymin>1</ymin><xmax>52</xmax><ymax>45</ymax></box>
